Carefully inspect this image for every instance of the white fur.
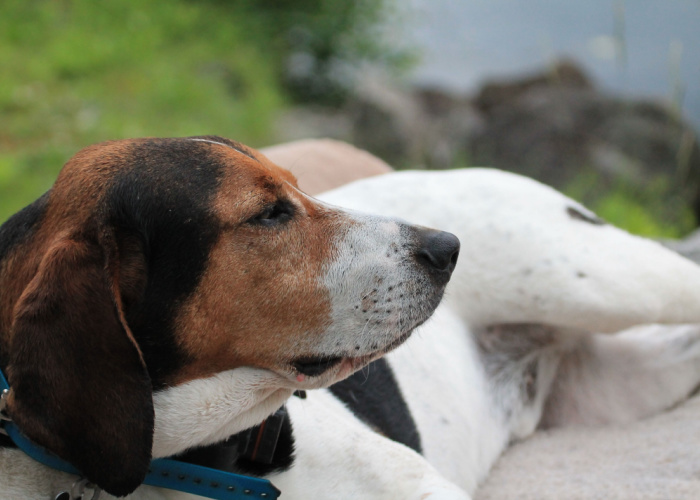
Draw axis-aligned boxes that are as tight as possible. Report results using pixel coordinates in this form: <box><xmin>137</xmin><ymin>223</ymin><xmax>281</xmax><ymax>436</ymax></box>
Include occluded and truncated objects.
<box><xmin>152</xmin><ymin>368</ymin><xmax>294</xmax><ymax>458</ymax></box>
<box><xmin>293</xmin><ymin>186</ymin><xmax>440</xmax><ymax>359</ymax></box>
<box><xmin>386</xmin><ymin>307</ymin><xmax>505</xmax><ymax>494</ymax></box>
<box><xmin>271</xmin><ymin>386</ymin><xmax>469</xmax><ymax>500</ymax></box>
<box><xmin>322</xmin><ymin>211</ymin><xmax>441</xmax><ymax>355</ymax></box>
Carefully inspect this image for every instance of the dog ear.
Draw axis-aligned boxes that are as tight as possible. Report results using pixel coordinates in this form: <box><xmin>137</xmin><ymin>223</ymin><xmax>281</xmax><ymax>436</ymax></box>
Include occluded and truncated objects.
<box><xmin>6</xmin><ymin>232</ymin><xmax>153</xmax><ymax>497</ymax></box>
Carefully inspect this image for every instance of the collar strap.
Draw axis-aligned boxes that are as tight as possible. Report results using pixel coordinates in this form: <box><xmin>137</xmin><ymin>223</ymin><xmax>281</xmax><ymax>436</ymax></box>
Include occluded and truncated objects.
<box><xmin>0</xmin><ymin>369</ymin><xmax>280</xmax><ymax>500</ymax></box>
<box><xmin>239</xmin><ymin>390</ymin><xmax>304</xmax><ymax>463</ymax></box>
<box><xmin>239</xmin><ymin>406</ymin><xmax>286</xmax><ymax>464</ymax></box>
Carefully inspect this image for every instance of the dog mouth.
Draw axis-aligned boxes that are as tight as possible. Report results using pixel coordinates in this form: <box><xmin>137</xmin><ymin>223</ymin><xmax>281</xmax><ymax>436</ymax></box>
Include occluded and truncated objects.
<box><xmin>293</xmin><ymin>356</ymin><xmax>344</xmax><ymax>377</ymax></box>
<box><xmin>291</xmin><ymin>329</ymin><xmax>415</xmax><ymax>380</ymax></box>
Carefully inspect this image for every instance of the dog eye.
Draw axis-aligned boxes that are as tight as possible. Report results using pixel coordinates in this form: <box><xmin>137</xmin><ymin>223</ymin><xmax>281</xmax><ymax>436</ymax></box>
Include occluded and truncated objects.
<box><xmin>250</xmin><ymin>201</ymin><xmax>294</xmax><ymax>226</ymax></box>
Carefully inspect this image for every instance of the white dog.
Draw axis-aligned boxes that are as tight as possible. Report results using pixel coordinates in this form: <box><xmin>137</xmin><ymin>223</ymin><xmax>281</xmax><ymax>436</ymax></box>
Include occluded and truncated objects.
<box><xmin>268</xmin><ymin>168</ymin><xmax>700</xmax><ymax>499</ymax></box>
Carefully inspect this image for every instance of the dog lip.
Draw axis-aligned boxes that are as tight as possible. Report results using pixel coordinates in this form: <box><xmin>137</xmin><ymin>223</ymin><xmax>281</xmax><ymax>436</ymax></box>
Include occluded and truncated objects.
<box><xmin>292</xmin><ymin>356</ymin><xmax>344</xmax><ymax>376</ymax></box>
<box><xmin>292</xmin><ymin>328</ymin><xmax>417</xmax><ymax>379</ymax></box>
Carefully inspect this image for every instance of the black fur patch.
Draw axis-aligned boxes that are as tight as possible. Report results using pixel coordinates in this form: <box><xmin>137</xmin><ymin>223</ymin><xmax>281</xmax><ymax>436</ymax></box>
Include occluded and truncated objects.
<box><xmin>0</xmin><ymin>434</ymin><xmax>16</xmax><ymax>449</ymax></box>
<box><xmin>105</xmin><ymin>138</ymin><xmax>226</xmax><ymax>387</ymax></box>
<box><xmin>329</xmin><ymin>358</ymin><xmax>422</xmax><ymax>454</ymax></box>
<box><xmin>176</xmin><ymin>411</ymin><xmax>296</xmax><ymax>476</ymax></box>
<box><xmin>0</xmin><ymin>192</ymin><xmax>49</xmax><ymax>265</ymax></box>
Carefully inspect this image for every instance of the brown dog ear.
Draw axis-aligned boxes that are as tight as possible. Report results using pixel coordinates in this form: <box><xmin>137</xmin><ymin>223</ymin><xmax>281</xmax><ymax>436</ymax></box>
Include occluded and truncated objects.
<box><xmin>7</xmin><ymin>233</ymin><xmax>153</xmax><ymax>497</ymax></box>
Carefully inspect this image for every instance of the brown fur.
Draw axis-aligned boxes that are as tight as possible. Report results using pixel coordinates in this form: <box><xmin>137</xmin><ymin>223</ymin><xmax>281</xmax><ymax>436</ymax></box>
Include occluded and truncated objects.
<box><xmin>173</xmin><ymin>147</ymin><xmax>346</xmax><ymax>383</ymax></box>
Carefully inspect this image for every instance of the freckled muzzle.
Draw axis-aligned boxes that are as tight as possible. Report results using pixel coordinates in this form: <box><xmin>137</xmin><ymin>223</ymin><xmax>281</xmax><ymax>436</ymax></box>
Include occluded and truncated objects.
<box><xmin>291</xmin><ymin>217</ymin><xmax>460</xmax><ymax>382</ymax></box>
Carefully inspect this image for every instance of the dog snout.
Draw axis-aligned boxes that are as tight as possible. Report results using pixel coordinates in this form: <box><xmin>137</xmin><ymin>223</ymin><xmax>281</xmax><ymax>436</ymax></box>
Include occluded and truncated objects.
<box><xmin>414</xmin><ymin>228</ymin><xmax>460</xmax><ymax>276</ymax></box>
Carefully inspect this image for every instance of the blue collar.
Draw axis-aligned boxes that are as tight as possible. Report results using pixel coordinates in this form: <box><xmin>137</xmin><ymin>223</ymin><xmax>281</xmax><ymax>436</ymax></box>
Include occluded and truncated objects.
<box><xmin>0</xmin><ymin>368</ymin><xmax>280</xmax><ymax>499</ymax></box>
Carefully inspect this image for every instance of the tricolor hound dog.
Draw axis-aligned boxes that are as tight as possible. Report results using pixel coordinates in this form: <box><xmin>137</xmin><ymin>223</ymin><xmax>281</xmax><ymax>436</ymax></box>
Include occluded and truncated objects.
<box><xmin>0</xmin><ymin>137</ymin><xmax>458</xmax><ymax>499</ymax></box>
<box><xmin>2</xmin><ymin>138</ymin><xmax>700</xmax><ymax>499</ymax></box>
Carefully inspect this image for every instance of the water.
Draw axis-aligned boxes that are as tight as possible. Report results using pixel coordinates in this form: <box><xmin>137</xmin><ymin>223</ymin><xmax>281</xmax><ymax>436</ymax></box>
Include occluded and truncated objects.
<box><xmin>402</xmin><ymin>0</ymin><xmax>700</xmax><ymax>129</ymax></box>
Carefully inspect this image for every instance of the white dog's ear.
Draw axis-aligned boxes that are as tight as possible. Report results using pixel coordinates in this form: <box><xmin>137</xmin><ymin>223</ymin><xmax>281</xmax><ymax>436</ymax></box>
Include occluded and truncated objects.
<box><xmin>6</xmin><ymin>233</ymin><xmax>153</xmax><ymax>497</ymax></box>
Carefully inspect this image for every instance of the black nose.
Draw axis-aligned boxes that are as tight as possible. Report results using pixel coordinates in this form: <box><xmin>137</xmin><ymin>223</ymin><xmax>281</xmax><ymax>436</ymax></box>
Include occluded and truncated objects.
<box><xmin>415</xmin><ymin>228</ymin><xmax>460</xmax><ymax>275</ymax></box>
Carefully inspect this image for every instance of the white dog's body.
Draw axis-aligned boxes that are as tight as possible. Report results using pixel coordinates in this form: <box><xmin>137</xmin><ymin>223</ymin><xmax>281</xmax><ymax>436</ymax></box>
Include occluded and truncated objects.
<box><xmin>276</xmin><ymin>169</ymin><xmax>700</xmax><ymax>499</ymax></box>
<box><xmin>4</xmin><ymin>168</ymin><xmax>700</xmax><ymax>499</ymax></box>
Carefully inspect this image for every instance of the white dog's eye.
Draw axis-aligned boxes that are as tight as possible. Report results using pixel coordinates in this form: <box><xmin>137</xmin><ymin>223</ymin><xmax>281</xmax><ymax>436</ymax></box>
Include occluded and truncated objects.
<box><xmin>250</xmin><ymin>201</ymin><xmax>294</xmax><ymax>226</ymax></box>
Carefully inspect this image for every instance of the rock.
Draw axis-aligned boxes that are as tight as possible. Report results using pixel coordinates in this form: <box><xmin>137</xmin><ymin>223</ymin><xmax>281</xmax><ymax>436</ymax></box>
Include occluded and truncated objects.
<box><xmin>275</xmin><ymin>73</ymin><xmax>483</xmax><ymax>170</ymax></box>
<box><xmin>272</xmin><ymin>60</ymin><xmax>700</xmax><ymax>227</ymax></box>
<box><xmin>347</xmin><ymin>76</ymin><xmax>425</xmax><ymax>166</ymax></box>
<box><xmin>473</xmin><ymin>59</ymin><xmax>593</xmax><ymax>114</ymax></box>
<box><xmin>346</xmin><ymin>75</ymin><xmax>482</xmax><ymax>168</ymax></box>
<box><xmin>466</xmin><ymin>62</ymin><xmax>700</xmax><ymax>226</ymax></box>
<box><xmin>471</xmin><ymin>86</ymin><xmax>699</xmax><ymax>183</ymax></box>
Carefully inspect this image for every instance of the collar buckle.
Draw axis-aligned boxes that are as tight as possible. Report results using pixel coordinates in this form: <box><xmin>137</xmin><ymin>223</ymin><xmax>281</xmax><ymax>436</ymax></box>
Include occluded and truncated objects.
<box><xmin>0</xmin><ymin>389</ymin><xmax>11</xmax><ymax>421</ymax></box>
<box><xmin>0</xmin><ymin>389</ymin><xmax>10</xmax><ymax>437</ymax></box>
<box><xmin>53</xmin><ymin>478</ymin><xmax>102</xmax><ymax>500</ymax></box>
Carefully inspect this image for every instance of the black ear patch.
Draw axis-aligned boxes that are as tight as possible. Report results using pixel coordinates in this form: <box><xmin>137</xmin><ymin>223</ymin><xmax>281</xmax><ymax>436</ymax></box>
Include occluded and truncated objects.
<box><xmin>329</xmin><ymin>358</ymin><xmax>422</xmax><ymax>454</ymax></box>
<box><xmin>566</xmin><ymin>206</ymin><xmax>606</xmax><ymax>225</ymax></box>
<box><xmin>106</xmin><ymin>138</ymin><xmax>225</xmax><ymax>387</ymax></box>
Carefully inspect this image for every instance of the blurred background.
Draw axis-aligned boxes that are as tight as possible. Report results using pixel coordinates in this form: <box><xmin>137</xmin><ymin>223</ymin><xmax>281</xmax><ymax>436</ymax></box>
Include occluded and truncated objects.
<box><xmin>2</xmin><ymin>0</ymin><xmax>699</xmax><ymax>238</ymax></box>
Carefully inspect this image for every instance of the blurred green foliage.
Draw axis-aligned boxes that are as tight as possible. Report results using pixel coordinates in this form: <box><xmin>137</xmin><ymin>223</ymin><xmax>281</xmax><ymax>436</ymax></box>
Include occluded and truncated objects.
<box><xmin>237</xmin><ymin>0</ymin><xmax>414</xmax><ymax>104</ymax></box>
<box><xmin>564</xmin><ymin>170</ymin><xmax>695</xmax><ymax>238</ymax></box>
<box><xmin>0</xmin><ymin>0</ymin><xmax>401</xmax><ymax>223</ymax></box>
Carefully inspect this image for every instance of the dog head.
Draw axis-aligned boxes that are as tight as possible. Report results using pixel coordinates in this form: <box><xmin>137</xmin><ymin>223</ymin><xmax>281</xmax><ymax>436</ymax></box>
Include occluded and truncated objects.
<box><xmin>0</xmin><ymin>136</ymin><xmax>458</xmax><ymax>496</ymax></box>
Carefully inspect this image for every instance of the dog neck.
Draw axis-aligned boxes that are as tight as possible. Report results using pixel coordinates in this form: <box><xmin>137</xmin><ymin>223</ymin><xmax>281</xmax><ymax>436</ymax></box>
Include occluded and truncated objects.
<box><xmin>152</xmin><ymin>366</ymin><xmax>295</xmax><ymax>458</ymax></box>
<box><xmin>1</xmin><ymin>365</ymin><xmax>292</xmax><ymax>498</ymax></box>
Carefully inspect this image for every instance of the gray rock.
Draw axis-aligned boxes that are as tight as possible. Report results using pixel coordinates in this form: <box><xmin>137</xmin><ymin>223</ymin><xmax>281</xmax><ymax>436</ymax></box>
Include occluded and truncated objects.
<box><xmin>273</xmin><ymin>60</ymin><xmax>700</xmax><ymax>228</ymax></box>
<box><xmin>466</xmin><ymin>62</ymin><xmax>700</xmax><ymax>225</ymax></box>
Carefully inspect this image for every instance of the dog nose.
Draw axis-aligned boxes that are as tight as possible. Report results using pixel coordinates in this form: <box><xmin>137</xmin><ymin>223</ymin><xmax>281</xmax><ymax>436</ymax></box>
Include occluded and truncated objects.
<box><xmin>415</xmin><ymin>228</ymin><xmax>460</xmax><ymax>274</ymax></box>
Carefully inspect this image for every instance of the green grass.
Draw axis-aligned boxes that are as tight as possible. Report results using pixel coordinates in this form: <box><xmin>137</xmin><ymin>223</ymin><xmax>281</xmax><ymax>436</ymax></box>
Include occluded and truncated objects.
<box><xmin>0</xmin><ymin>0</ymin><xmax>406</xmax><ymax>223</ymax></box>
<box><xmin>0</xmin><ymin>0</ymin><xmax>286</xmax><ymax>222</ymax></box>
<box><xmin>564</xmin><ymin>170</ymin><xmax>695</xmax><ymax>239</ymax></box>
<box><xmin>593</xmin><ymin>190</ymin><xmax>694</xmax><ymax>238</ymax></box>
